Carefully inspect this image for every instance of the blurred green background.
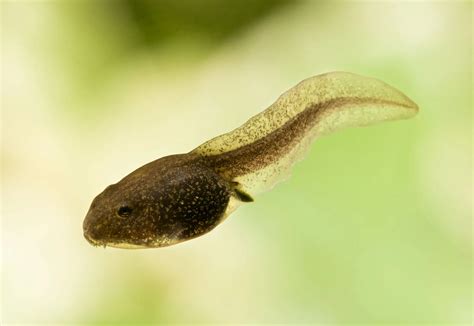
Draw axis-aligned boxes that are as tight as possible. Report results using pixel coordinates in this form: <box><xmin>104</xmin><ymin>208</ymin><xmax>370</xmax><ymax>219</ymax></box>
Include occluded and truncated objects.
<box><xmin>2</xmin><ymin>0</ymin><xmax>472</xmax><ymax>324</ymax></box>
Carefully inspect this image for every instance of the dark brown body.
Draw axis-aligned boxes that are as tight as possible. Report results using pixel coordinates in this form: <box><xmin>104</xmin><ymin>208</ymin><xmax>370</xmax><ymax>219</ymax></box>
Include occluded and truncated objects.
<box><xmin>84</xmin><ymin>154</ymin><xmax>234</xmax><ymax>248</ymax></box>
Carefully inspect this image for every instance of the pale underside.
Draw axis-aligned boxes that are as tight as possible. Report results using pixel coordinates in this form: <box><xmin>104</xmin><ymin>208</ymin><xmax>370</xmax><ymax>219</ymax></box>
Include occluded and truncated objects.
<box><xmin>193</xmin><ymin>72</ymin><xmax>419</xmax><ymax>197</ymax></box>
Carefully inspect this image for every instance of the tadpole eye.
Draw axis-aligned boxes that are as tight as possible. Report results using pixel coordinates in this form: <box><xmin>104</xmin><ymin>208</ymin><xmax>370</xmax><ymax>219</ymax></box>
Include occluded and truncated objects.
<box><xmin>117</xmin><ymin>206</ymin><xmax>133</xmax><ymax>217</ymax></box>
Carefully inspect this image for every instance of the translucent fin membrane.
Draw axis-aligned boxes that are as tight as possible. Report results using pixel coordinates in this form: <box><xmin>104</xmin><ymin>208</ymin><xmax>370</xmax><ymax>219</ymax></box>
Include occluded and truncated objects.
<box><xmin>194</xmin><ymin>72</ymin><xmax>418</xmax><ymax>195</ymax></box>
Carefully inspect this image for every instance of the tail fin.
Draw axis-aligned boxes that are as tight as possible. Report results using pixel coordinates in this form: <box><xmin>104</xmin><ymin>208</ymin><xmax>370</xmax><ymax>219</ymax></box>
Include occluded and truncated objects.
<box><xmin>193</xmin><ymin>72</ymin><xmax>418</xmax><ymax>195</ymax></box>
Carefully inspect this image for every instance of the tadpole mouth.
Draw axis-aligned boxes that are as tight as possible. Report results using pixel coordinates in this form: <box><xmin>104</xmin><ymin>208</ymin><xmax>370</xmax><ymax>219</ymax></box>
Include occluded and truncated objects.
<box><xmin>83</xmin><ymin>209</ymin><xmax>107</xmax><ymax>248</ymax></box>
<box><xmin>83</xmin><ymin>230</ymin><xmax>106</xmax><ymax>247</ymax></box>
<box><xmin>83</xmin><ymin>224</ymin><xmax>107</xmax><ymax>248</ymax></box>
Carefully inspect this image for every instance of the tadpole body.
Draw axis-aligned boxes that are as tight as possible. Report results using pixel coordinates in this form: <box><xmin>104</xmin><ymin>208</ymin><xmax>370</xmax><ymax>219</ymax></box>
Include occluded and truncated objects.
<box><xmin>83</xmin><ymin>72</ymin><xmax>418</xmax><ymax>248</ymax></box>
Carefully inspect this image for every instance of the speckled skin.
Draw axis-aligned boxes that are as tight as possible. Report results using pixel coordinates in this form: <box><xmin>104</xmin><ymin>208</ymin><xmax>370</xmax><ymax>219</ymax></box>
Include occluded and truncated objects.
<box><xmin>83</xmin><ymin>72</ymin><xmax>418</xmax><ymax>248</ymax></box>
<box><xmin>84</xmin><ymin>154</ymin><xmax>233</xmax><ymax>247</ymax></box>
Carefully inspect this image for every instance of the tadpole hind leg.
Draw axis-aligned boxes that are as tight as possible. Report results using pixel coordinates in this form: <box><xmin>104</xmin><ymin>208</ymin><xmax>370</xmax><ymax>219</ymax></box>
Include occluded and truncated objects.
<box><xmin>231</xmin><ymin>182</ymin><xmax>254</xmax><ymax>203</ymax></box>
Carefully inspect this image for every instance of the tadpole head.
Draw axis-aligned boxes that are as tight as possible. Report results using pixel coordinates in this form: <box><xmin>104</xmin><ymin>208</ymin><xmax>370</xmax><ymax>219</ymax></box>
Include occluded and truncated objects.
<box><xmin>83</xmin><ymin>182</ymin><xmax>154</xmax><ymax>249</ymax></box>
